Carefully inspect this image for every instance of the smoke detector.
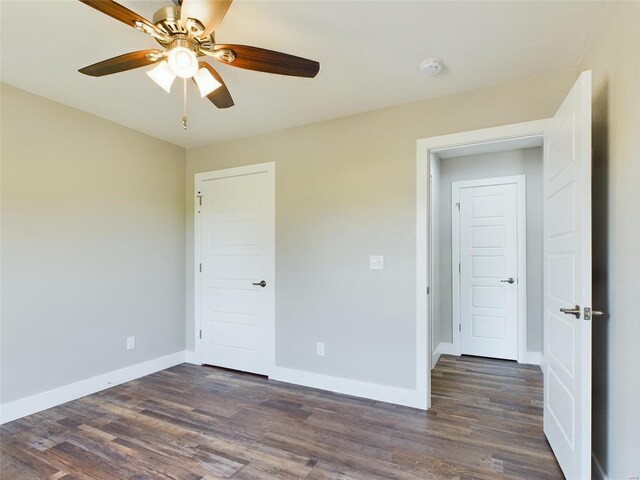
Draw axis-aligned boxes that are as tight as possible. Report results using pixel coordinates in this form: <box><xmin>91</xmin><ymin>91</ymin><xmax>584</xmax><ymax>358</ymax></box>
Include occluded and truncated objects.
<box><xmin>420</xmin><ymin>58</ymin><xmax>443</xmax><ymax>76</ymax></box>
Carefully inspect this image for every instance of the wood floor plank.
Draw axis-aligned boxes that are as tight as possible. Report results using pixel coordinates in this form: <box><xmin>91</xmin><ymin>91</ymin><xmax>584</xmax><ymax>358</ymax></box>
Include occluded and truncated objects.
<box><xmin>1</xmin><ymin>355</ymin><xmax>563</xmax><ymax>479</ymax></box>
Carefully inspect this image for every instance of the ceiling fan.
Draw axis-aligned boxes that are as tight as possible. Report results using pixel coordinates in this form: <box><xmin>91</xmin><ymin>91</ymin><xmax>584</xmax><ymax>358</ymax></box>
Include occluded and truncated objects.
<box><xmin>78</xmin><ymin>0</ymin><xmax>320</xmax><ymax>127</ymax></box>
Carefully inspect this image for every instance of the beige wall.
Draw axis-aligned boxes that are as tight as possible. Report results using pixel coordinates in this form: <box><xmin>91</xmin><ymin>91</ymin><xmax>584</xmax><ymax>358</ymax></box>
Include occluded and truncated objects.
<box><xmin>0</xmin><ymin>84</ymin><xmax>186</xmax><ymax>403</ymax></box>
<box><xmin>186</xmin><ymin>70</ymin><xmax>577</xmax><ymax>389</ymax></box>
<box><xmin>580</xmin><ymin>2</ymin><xmax>640</xmax><ymax>478</ymax></box>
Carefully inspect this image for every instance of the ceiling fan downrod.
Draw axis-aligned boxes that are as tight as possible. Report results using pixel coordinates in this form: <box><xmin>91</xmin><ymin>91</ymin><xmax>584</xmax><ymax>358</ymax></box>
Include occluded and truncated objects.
<box><xmin>182</xmin><ymin>78</ymin><xmax>188</xmax><ymax>130</ymax></box>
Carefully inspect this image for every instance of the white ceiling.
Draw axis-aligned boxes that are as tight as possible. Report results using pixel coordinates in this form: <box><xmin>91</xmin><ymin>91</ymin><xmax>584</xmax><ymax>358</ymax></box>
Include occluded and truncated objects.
<box><xmin>1</xmin><ymin>1</ymin><xmax>605</xmax><ymax>148</ymax></box>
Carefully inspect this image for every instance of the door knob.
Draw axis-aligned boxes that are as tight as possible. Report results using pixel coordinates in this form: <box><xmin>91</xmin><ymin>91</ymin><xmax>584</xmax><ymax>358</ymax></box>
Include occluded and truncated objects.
<box><xmin>500</xmin><ymin>277</ymin><xmax>515</xmax><ymax>284</ymax></box>
<box><xmin>252</xmin><ymin>280</ymin><xmax>267</xmax><ymax>288</ymax></box>
<box><xmin>560</xmin><ymin>305</ymin><xmax>581</xmax><ymax>319</ymax></box>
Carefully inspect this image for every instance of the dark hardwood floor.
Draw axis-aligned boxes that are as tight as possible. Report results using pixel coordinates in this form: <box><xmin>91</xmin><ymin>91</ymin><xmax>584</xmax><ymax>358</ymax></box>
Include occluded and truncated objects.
<box><xmin>0</xmin><ymin>355</ymin><xmax>562</xmax><ymax>479</ymax></box>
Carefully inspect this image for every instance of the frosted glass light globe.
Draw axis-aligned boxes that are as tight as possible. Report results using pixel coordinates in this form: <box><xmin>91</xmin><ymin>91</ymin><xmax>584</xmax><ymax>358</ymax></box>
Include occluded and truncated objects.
<box><xmin>167</xmin><ymin>46</ymin><xmax>198</xmax><ymax>78</ymax></box>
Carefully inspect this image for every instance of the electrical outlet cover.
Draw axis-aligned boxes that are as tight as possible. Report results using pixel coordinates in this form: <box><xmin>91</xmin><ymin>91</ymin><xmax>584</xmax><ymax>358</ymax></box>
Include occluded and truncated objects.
<box><xmin>370</xmin><ymin>255</ymin><xmax>384</xmax><ymax>270</ymax></box>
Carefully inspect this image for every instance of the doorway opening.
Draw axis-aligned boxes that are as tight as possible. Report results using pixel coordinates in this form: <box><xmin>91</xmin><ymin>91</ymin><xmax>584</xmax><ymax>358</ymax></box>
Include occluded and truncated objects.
<box><xmin>417</xmin><ymin>71</ymin><xmax>593</xmax><ymax>479</ymax></box>
<box><xmin>415</xmin><ymin>119</ymin><xmax>549</xmax><ymax>412</ymax></box>
<box><xmin>430</xmin><ymin>142</ymin><xmax>543</xmax><ymax>367</ymax></box>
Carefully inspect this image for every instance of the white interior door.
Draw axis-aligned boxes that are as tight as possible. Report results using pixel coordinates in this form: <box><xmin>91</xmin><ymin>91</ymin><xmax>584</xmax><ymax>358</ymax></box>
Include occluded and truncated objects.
<box><xmin>196</xmin><ymin>163</ymin><xmax>275</xmax><ymax>376</ymax></box>
<box><xmin>457</xmin><ymin>179</ymin><xmax>520</xmax><ymax>360</ymax></box>
<box><xmin>543</xmin><ymin>71</ymin><xmax>592</xmax><ymax>479</ymax></box>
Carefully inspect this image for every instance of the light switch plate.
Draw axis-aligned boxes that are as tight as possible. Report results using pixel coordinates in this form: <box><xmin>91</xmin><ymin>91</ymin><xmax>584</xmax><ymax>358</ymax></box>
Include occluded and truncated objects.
<box><xmin>316</xmin><ymin>342</ymin><xmax>325</xmax><ymax>356</ymax></box>
<box><xmin>370</xmin><ymin>255</ymin><xmax>384</xmax><ymax>270</ymax></box>
<box><xmin>126</xmin><ymin>336</ymin><xmax>135</xmax><ymax>350</ymax></box>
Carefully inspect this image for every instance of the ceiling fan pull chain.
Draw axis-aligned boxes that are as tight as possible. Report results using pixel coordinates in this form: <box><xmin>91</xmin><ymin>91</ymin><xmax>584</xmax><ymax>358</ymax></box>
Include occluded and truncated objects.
<box><xmin>182</xmin><ymin>78</ymin><xmax>188</xmax><ymax>130</ymax></box>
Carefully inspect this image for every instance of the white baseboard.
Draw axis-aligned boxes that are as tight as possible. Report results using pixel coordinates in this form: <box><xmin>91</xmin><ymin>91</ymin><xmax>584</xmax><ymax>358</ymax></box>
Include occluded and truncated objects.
<box><xmin>592</xmin><ymin>453</ymin><xmax>608</xmax><ymax>480</ymax></box>
<box><xmin>184</xmin><ymin>350</ymin><xmax>201</xmax><ymax>365</ymax></box>
<box><xmin>432</xmin><ymin>344</ymin><xmax>443</xmax><ymax>369</ymax></box>
<box><xmin>521</xmin><ymin>351</ymin><xmax>543</xmax><ymax>366</ymax></box>
<box><xmin>270</xmin><ymin>366</ymin><xmax>424</xmax><ymax>409</ymax></box>
<box><xmin>438</xmin><ymin>342</ymin><xmax>458</xmax><ymax>355</ymax></box>
<box><xmin>430</xmin><ymin>344</ymin><xmax>542</xmax><ymax>367</ymax></box>
<box><xmin>431</xmin><ymin>342</ymin><xmax>457</xmax><ymax>369</ymax></box>
<box><xmin>0</xmin><ymin>350</ymin><xmax>186</xmax><ymax>425</ymax></box>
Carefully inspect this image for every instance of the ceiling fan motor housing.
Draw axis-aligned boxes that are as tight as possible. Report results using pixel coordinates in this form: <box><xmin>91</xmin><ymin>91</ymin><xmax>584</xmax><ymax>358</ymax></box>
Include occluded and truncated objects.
<box><xmin>152</xmin><ymin>6</ymin><xmax>214</xmax><ymax>51</ymax></box>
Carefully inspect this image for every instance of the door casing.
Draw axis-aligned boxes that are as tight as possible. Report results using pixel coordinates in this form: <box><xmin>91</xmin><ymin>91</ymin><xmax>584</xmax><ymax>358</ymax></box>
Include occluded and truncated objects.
<box><xmin>193</xmin><ymin>162</ymin><xmax>276</xmax><ymax>372</ymax></box>
<box><xmin>451</xmin><ymin>175</ymin><xmax>527</xmax><ymax>361</ymax></box>
<box><xmin>416</xmin><ymin>119</ymin><xmax>548</xmax><ymax>409</ymax></box>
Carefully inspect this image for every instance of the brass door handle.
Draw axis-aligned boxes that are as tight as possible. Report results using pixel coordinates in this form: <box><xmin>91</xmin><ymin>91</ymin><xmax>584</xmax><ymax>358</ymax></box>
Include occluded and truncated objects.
<box><xmin>252</xmin><ymin>280</ymin><xmax>267</xmax><ymax>288</ymax></box>
<box><xmin>560</xmin><ymin>305</ymin><xmax>581</xmax><ymax>319</ymax></box>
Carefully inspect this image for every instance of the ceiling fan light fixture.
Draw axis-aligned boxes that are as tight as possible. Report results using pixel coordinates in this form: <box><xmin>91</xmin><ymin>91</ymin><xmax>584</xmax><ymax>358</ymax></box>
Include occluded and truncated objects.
<box><xmin>194</xmin><ymin>67</ymin><xmax>222</xmax><ymax>97</ymax></box>
<box><xmin>146</xmin><ymin>61</ymin><xmax>176</xmax><ymax>93</ymax></box>
<box><xmin>77</xmin><ymin>0</ymin><xmax>320</xmax><ymax>121</ymax></box>
<box><xmin>167</xmin><ymin>43</ymin><xmax>198</xmax><ymax>78</ymax></box>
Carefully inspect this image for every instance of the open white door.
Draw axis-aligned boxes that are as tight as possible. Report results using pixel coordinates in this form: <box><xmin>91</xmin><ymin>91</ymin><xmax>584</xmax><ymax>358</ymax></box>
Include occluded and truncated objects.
<box><xmin>543</xmin><ymin>71</ymin><xmax>592</xmax><ymax>479</ymax></box>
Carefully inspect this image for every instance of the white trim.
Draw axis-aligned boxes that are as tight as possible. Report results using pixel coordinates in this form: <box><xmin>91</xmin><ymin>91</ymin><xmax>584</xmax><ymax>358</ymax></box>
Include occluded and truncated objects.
<box><xmin>438</xmin><ymin>342</ymin><xmax>458</xmax><ymax>356</ymax></box>
<box><xmin>431</xmin><ymin>342</ymin><xmax>457</xmax><ymax>369</ymax></box>
<box><xmin>591</xmin><ymin>453</ymin><xmax>608</xmax><ymax>480</ymax></box>
<box><xmin>432</xmin><ymin>344</ymin><xmax>541</xmax><ymax>367</ymax></box>
<box><xmin>270</xmin><ymin>367</ymin><xmax>423</xmax><ymax>409</ymax></box>
<box><xmin>431</xmin><ymin>343</ymin><xmax>442</xmax><ymax>369</ymax></box>
<box><xmin>451</xmin><ymin>180</ymin><xmax>462</xmax><ymax>353</ymax></box>
<box><xmin>194</xmin><ymin>162</ymin><xmax>276</xmax><ymax>375</ymax></box>
<box><xmin>522</xmin><ymin>351</ymin><xmax>543</xmax><ymax>366</ymax></box>
<box><xmin>428</xmin><ymin>154</ymin><xmax>440</xmax><ymax>381</ymax></box>
<box><xmin>416</xmin><ymin>145</ymin><xmax>430</xmax><ymax>410</ymax></box>
<box><xmin>416</xmin><ymin>119</ymin><xmax>549</xmax><ymax>409</ymax></box>
<box><xmin>0</xmin><ymin>351</ymin><xmax>186</xmax><ymax>425</ymax></box>
<box><xmin>417</xmin><ymin>121</ymin><xmax>548</xmax><ymax>156</ymax></box>
<box><xmin>451</xmin><ymin>175</ymin><xmax>528</xmax><ymax>363</ymax></box>
<box><xmin>184</xmin><ymin>350</ymin><xmax>201</xmax><ymax>365</ymax></box>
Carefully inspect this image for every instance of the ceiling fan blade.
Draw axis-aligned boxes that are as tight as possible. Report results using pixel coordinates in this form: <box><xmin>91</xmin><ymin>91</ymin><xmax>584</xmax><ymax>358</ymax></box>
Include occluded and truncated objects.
<box><xmin>79</xmin><ymin>0</ymin><xmax>156</xmax><ymax>30</ymax></box>
<box><xmin>181</xmin><ymin>0</ymin><xmax>233</xmax><ymax>37</ymax></box>
<box><xmin>79</xmin><ymin>50</ymin><xmax>162</xmax><ymax>77</ymax></box>
<box><xmin>213</xmin><ymin>44</ymin><xmax>320</xmax><ymax>78</ymax></box>
<box><xmin>196</xmin><ymin>62</ymin><xmax>234</xmax><ymax>108</ymax></box>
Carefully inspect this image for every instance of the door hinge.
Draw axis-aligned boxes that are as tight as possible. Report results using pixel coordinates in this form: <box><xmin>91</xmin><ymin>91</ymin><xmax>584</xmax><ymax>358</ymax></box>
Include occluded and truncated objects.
<box><xmin>459</xmin><ymin>263</ymin><xmax>461</xmax><ymax>273</ymax></box>
<box><xmin>199</xmin><ymin>263</ymin><xmax>202</xmax><ymax>273</ymax></box>
<box><xmin>199</xmin><ymin>330</ymin><xmax>202</xmax><ymax>339</ymax></box>
<box><xmin>456</xmin><ymin>202</ymin><xmax>460</xmax><ymax>211</ymax></box>
<box><xmin>196</xmin><ymin>192</ymin><xmax>203</xmax><ymax>206</ymax></box>
<box><xmin>459</xmin><ymin>324</ymin><xmax>461</xmax><ymax>332</ymax></box>
<box><xmin>426</xmin><ymin>286</ymin><xmax>430</xmax><ymax>295</ymax></box>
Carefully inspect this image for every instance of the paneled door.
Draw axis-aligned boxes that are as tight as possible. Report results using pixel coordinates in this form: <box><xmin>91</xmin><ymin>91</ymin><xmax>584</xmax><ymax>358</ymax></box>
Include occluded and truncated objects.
<box><xmin>195</xmin><ymin>163</ymin><xmax>275</xmax><ymax>376</ymax></box>
<box><xmin>543</xmin><ymin>71</ymin><xmax>593</xmax><ymax>479</ymax></box>
<box><xmin>454</xmin><ymin>176</ymin><xmax>525</xmax><ymax>360</ymax></box>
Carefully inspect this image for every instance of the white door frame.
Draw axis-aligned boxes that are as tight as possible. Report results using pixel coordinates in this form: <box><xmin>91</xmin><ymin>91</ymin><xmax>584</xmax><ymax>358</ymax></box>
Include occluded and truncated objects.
<box><xmin>193</xmin><ymin>162</ymin><xmax>276</xmax><ymax>372</ymax></box>
<box><xmin>416</xmin><ymin>119</ymin><xmax>548</xmax><ymax>409</ymax></box>
<box><xmin>428</xmin><ymin>157</ymin><xmax>438</xmax><ymax>369</ymax></box>
<box><xmin>451</xmin><ymin>175</ymin><xmax>527</xmax><ymax>361</ymax></box>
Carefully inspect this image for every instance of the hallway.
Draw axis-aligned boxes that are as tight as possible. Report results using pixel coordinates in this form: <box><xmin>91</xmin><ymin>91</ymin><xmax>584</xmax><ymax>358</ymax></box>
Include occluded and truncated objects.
<box><xmin>431</xmin><ymin>355</ymin><xmax>562</xmax><ymax>478</ymax></box>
